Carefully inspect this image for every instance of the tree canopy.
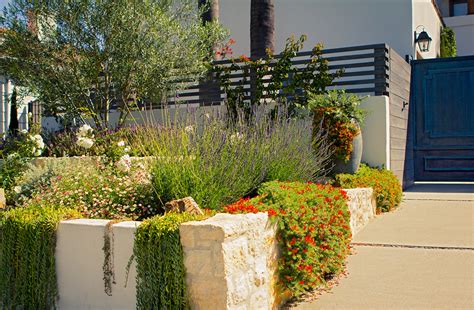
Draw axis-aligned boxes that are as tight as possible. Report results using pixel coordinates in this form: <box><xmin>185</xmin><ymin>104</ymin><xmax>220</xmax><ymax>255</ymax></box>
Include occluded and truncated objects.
<box><xmin>0</xmin><ymin>0</ymin><xmax>227</xmax><ymax>129</ymax></box>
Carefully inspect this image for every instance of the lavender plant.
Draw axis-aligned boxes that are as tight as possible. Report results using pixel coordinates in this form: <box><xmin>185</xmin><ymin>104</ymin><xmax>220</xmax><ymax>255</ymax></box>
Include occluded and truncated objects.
<box><xmin>133</xmin><ymin>108</ymin><xmax>332</xmax><ymax>210</ymax></box>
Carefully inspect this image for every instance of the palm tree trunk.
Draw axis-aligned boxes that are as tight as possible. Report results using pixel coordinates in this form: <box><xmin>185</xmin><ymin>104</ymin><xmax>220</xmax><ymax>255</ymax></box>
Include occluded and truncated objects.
<box><xmin>199</xmin><ymin>0</ymin><xmax>219</xmax><ymax>24</ymax></box>
<box><xmin>250</xmin><ymin>0</ymin><xmax>275</xmax><ymax>59</ymax></box>
<box><xmin>199</xmin><ymin>0</ymin><xmax>221</xmax><ymax>105</ymax></box>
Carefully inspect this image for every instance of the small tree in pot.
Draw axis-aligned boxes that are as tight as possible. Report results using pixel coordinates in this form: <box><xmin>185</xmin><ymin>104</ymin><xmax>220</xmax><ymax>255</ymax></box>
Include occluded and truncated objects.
<box><xmin>309</xmin><ymin>90</ymin><xmax>366</xmax><ymax>174</ymax></box>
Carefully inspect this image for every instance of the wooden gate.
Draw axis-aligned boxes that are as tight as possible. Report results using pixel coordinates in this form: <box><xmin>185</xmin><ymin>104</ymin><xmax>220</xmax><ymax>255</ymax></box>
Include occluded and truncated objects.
<box><xmin>411</xmin><ymin>56</ymin><xmax>474</xmax><ymax>181</ymax></box>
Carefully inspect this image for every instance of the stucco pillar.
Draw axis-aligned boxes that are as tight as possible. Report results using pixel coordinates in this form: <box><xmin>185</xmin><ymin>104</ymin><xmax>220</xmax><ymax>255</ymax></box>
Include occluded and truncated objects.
<box><xmin>0</xmin><ymin>79</ymin><xmax>5</xmax><ymax>134</ymax></box>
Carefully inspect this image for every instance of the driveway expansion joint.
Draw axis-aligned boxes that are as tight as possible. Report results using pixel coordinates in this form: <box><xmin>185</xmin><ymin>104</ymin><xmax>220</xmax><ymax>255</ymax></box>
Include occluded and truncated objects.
<box><xmin>351</xmin><ymin>242</ymin><xmax>474</xmax><ymax>251</ymax></box>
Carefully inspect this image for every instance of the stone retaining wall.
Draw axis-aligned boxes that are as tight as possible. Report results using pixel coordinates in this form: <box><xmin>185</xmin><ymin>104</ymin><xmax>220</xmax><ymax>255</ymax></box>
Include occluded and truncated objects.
<box><xmin>180</xmin><ymin>213</ymin><xmax>279</xmax><ymax>310</ymax></box>
<box><xmin>0</xmin><ymin>189</ymin><xmax>5</xmax><ymax>209</ymax></box>
<box><xmin>344</xmin><ymin>188</ymin><xmax>376</xmax><ymax>236</ymax></box>
<box><xmin>4</xmin><ymin>187</ymin><xmax>375</xmax><ymax>309</ymax></box>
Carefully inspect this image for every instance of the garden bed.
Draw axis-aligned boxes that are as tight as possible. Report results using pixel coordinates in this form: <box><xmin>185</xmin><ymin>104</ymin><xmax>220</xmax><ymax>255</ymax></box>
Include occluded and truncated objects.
<box><xmin>42</xmin><ymin>188</ymin><xmax>374</xmax><ymax>309</ymax></box>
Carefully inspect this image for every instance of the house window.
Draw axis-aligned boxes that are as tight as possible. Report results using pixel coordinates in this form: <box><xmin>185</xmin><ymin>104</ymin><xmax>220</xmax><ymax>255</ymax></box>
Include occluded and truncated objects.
<box><xmin>450</xmin><ymin>0</ymin><xmax>468</xmax><ymax>16</ymax></box>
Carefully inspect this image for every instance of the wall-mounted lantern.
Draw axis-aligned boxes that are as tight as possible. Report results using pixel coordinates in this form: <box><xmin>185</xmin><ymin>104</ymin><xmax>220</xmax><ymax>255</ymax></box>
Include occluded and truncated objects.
<box><xmin>415</xmin><ymin>26</ymin><xmax>432</xmax><ymax>53</ymax></box>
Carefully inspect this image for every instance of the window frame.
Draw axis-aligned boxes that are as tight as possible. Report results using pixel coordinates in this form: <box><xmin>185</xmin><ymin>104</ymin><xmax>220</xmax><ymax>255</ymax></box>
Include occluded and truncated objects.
<box><xmin>450</xmin><ymin>0</ymin><xmax>469</xmax><ymax>16</ymax></box>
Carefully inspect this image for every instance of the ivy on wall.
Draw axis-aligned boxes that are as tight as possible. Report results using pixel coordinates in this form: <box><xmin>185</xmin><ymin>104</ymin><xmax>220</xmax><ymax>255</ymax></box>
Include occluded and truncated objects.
<box><xmin>440</xmin><ymin>27</ymin><xmax>457</xmax><ymax>58</ymax></box>
<box><xmin>134</xmin><ymin>213</ymin><xmax>205</xmax><ymax>309</ymax></box>
<box><xmin>0</xmin><ymin>206</ymin><xmax>80</xmax><ymax>309</ymax></box>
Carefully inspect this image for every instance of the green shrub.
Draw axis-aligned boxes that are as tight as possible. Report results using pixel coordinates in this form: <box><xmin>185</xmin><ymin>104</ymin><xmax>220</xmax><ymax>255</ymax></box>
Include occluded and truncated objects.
<box><xmin>0</xmin><ymin>205</ymin><xmax>80</xmax><ymax>309</ymax></box>
<box><xmin>134</xmin><ymin>212</ymin><xmax>206</xmax><ymax>309</ymax></box>
<box><xmin>440</xmin><ymin>27</ymin><xmax>457</xmax><ymax>58</ymax></box>
<box><xmin>335</xmin><ymin>164</ymin><xmax>402</xmax><ymax>212</ymax></box>
<box><xmin>0</xmin><ymin>153</ymin><xmax>29</xmax><ymax>202</ymax></box>
<box><xmin>224</xmin><ymin>181</ymin><xmax>352</xmax><ymax>297</ymax></box>
<box><xmin>149</xmin><ymin>110</ymin><xmax>331</xmax><ymax>210</ymax></box>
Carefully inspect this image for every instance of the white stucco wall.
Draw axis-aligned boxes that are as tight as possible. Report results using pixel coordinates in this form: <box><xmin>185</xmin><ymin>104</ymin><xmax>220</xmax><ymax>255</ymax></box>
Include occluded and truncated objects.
<box><xmin>413</xmin><ymin>0</ymin><xmax>444</xmax><ymax>59</ymax></box>
<box><xmin>56</xmin><ymin>219</ymin><xmax>139</xmax><ymax>310</ymax></box>
<box><xmin>444</xmin><ymin>15</ymin><xmax>474</xmax><ymax>56</ymax></box>
<box><xmin>360</xmin><ymin>96</ymin><xmax>391</xmax><ymax>169</ymax></box>
<box><xmin>219</xmin><ymin>0</ymin><xmax>440</xmax><ymax>60</ymax></box>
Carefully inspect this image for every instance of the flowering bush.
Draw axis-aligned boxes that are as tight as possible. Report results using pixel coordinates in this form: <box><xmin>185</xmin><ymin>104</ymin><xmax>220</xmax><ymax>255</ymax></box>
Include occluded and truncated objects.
<box><xmin>224</xmin><ymin>181</ymin><xmax>352</xmax><ymax>297</ymax></box>
<box><xmin>308</xmin><ymin>90</ymin><xmax>366</xmax><ymax>162</ymax></box>
<box><xmin>15</xmin><ymin>159</ymin><xmax>159</xmax><ymax>220</ymax></box>
<box><xmin>0</xmin><ymin>130</ymin><xmax>44</xmax><ymax>158</ymax></box>
<box><xmin>335</xmin><ymin>164</ymin><xmax>402</xmax><ymax>212</ymax></box>
<box><xmin>76</xmin><ymin>124</ymin><xmax>95</xmax><ymax>149</ymax></box>
<box><xmin>42</xmin><ymin>126</ymin><xmax>140</xmax><ymax>159</ymax></box>
<box><xmin>214</xmin><ymin>35</ymin><xmax>338</xmax><ymax>121</ymax></box>
<box><xmin>0</xmin><ymin>131</ymin><xmax>45</xmax><ymax>201</ymax></box>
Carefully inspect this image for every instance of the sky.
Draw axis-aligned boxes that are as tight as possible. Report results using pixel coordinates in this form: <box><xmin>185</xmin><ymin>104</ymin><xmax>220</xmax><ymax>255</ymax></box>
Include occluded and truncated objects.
<box><xmin>0</xmin><ymin>0</ymin><xmax>9</xmax><ymax>9</ymax></box>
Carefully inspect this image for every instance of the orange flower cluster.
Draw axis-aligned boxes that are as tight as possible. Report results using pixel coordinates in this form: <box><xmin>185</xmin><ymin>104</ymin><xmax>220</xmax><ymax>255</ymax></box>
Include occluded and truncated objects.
<box><xmin>223</xmin><ymin>181</ymin><xmax>352</xmax><ymax>297</ymax></box>
<box><xmin>315</xmin><ymin>109</ymin><xmax>360</xmax><ymax>162</ymax></box>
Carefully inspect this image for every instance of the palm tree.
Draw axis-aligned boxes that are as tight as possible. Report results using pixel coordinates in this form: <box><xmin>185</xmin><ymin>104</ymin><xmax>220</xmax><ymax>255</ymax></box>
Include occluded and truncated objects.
<box><xmin>250</xmin><ymin>0</ymin><xmax>275</xmax><ymax>59</ymax></box>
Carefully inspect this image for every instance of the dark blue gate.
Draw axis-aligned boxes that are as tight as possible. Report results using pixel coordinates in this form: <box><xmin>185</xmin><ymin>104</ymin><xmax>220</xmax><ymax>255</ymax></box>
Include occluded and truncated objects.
<box><xmin>411</xmin><ymin>56</ymin><xmax>474</xmax><ymax>181</ymax></box>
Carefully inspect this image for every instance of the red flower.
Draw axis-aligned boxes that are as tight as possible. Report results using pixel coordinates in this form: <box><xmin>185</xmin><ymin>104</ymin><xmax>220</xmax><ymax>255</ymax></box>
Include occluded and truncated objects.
<box><xmin>239</xmin><ymin>54</ymin><xmax>250</xmax><ymax>62</ymax></box>
<box><xmin>267</xmin><ymin>209</ymin><xmax>277</xmax><ymax>216</ymax></box>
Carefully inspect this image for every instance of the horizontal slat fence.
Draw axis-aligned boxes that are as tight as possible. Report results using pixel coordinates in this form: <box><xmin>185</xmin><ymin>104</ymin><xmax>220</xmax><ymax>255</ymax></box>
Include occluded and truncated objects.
<box><xmin>160</xmin><ymin>43</ymin><xmax>392</xmax><ymax>107</ymax></box>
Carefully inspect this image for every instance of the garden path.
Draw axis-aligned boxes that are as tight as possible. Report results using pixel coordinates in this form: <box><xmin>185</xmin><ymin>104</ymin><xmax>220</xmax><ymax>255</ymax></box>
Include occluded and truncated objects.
<box><xmin>295</xmin><ymin>184</ymin><xmax>474</xmax><ymax>309</ymax></box>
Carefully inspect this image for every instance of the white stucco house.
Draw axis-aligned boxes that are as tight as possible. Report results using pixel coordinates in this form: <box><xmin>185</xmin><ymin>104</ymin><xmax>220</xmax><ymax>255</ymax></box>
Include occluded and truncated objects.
<box><xmin>220</xmin><ymin>0</ymin><xmax>445</xmax><ymax>60</ymax></box>
<box><xmin>436</xmin><ymin>0</ymin><xmax>474</xmax><ymax>56</ymax></box>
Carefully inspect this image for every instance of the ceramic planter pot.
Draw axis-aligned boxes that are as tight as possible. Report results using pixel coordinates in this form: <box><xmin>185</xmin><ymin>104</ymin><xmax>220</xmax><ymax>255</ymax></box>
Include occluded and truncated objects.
<box><xmin>332</xmin><ymin>131</ymin><xmax>363</xmax><ymax>174</ymax></box>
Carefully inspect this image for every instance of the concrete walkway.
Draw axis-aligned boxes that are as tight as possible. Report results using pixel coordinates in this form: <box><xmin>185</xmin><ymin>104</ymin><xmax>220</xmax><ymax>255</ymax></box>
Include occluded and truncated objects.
<box><xmin>295</xmin><ymin>184</ymin><xmax>474</xmax><ymax>310</ymax></box>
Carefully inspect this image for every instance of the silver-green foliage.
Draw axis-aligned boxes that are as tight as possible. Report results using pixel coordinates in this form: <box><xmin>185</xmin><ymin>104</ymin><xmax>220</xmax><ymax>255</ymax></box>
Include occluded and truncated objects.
<box><xmin>139</xmin><ymin>108</ymin><xmax>331</xmax><ymax>210</ymax></box>
<box><xmin>0</xmin><ymin>0</ymin><xmax>227</xmax><ymax>128</ymax></box>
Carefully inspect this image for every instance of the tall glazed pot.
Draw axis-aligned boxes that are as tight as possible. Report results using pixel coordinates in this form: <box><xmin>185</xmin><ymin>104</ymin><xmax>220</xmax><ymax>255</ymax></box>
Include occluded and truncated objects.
<box><xmin>332</xmin><ymin>130</ymin><xmax>363</xmax><ymax>174</ymax></box>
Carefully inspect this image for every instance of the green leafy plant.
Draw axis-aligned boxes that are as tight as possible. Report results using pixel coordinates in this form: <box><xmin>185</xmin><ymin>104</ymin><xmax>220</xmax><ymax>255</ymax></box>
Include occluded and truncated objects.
<box><xmin>308</xmin><ymin>90</ymin><xmax>366</xmax><ymax>162</ymax></box>
<box><xmin>147</xmin><ymin>109</ymin><xmax>331</xmax><ymax>210</ymax></box>
<box><xmin>0</xmin><ymin>153</ymin><xmax>30</xmax><ymax>204</ymax></box>
<box><xmin>335</xmin><ymin>164</ymin><xmax>402</xmax><ymax>212</ymax></box>
<box><xmin>0</xmin><ymin>205</ymin><xmax>80</xmax><ymax>309</ymax></box>
<box><xmin>440</xmin><ymin>27</ymin><xmax>457</xmax><ymax>58</ymax></box>
<box><xmin>1</xmin><ymin>0</ymin><xmax>226</xmax><ymax>128</ymax></box>
<box><xmin>134</xmin><ymin>212</ymin><xmax>206</xmax><ymax>309</ymax></box>
<box><xmin>224</xmin><ymin>181</ymin><xmax>352</xmax><ymax>297</ymax></box>
<box><xmin>214</xmin><ymin>35</ymin><xmax>339</xmax><ymax>121</ymax></box>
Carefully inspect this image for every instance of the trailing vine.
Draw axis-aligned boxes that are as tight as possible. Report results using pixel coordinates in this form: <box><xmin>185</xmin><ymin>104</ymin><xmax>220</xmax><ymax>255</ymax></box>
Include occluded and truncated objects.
<box><xmin>0</xmin><ymin>205</ymin><xmax>80</xmax><ymax>309</ymax></box>
<box><xmin>440</xmin><ymin>27</ymin><xmax>457</xmax><ymax>58</ymax></box>
<box><xmin>103</xmin><ymin>220</ymin><xmax>117</xmax><ymax>296</ymax></box>
<box><xmin>134</xmin><ymin>213</ymin><xmax>206</xmax><ymax>309</ymax></box>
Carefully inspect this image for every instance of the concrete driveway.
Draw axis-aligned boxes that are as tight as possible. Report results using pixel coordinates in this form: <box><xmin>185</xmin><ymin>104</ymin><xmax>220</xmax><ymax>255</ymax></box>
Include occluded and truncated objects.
<box><xmin>295</xmin><ymin>184</ymin><xmax>474</xmax><ymax>310</ymax></box>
